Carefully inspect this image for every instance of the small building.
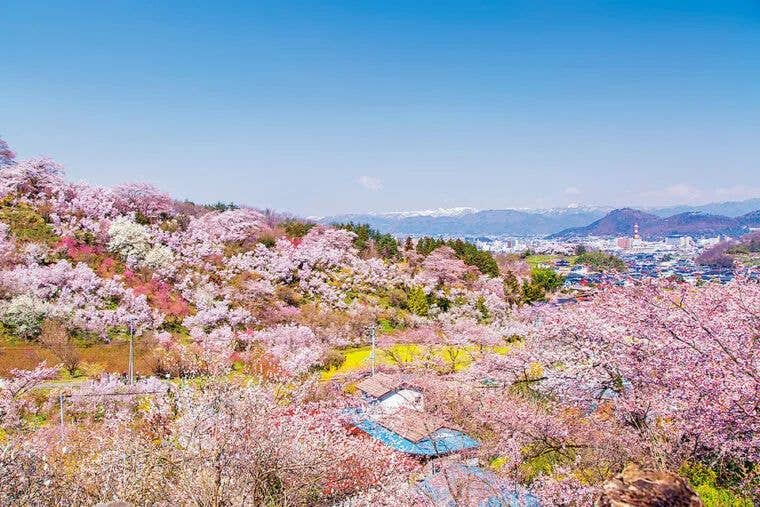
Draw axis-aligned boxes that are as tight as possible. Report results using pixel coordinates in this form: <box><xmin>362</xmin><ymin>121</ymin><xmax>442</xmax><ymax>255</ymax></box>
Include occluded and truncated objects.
<box><xmin>351</xmin><ymin>408</ymin><xmax>478</xmax><ymax>457</ymax></box>
<box><xmin>356</xmin><ymin>372</ymin><xmax>424</xmax><ymax>413</ymax></box>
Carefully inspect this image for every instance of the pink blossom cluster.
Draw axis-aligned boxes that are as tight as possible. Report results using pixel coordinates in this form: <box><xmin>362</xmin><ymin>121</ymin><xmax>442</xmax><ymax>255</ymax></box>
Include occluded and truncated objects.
<box><xmin>0</xmin><ymin>158</ymin><xmax>65</xmax><ymax>203</ymax></box>
<box><xmin>248</xmin><ymin>324</ymin><xmax>327</xmax><ymax>375</ymax></box>
<box><xmin>186</xmin><ymin>207</ymin><xmax>267</xmax><ymax>244</ymax></box>
<box><xmin>484</xmin><ymin>279</ymin><xmax>760</xmax><ymax>466</ymax></box>
<box><xmin>0</xmin><ymin>260</ymin><xmax>159</xmax><ymax>335</ymax></box>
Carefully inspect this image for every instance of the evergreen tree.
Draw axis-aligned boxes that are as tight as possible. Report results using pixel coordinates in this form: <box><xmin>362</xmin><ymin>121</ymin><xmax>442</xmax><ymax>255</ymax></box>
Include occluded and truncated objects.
<box><xmin>406</xmin><ymin>285</ymin><xmax>429</xmax><ymax>316</ymax></box>
<box><xmin>503</xmin><ymin>271</ymin><xmax>523</xmax><ymax>307</ymax></box>
<box><xmin>334</xmin><ymin>222</ymin><xmax>399</xmax><ymax>259</ymax></box>
<box><xmin>475</xmin><ymin>296</ymin><xmax>491</xmax><ymax>323</ymax></box>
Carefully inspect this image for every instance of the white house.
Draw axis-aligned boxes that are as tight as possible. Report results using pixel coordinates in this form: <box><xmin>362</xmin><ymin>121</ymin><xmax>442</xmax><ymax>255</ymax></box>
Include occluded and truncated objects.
<box><xmin>356</xmin><ymin>372</ymin><xmax>424</xmax><ymax>413</ymax></box>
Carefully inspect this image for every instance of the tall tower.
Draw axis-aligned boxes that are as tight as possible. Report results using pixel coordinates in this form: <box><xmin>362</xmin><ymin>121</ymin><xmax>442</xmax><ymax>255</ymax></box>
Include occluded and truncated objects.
<box><xmin>633</xmin><ymin>223</ymin><xmax>640</xmax><ymax>241</ymax></box>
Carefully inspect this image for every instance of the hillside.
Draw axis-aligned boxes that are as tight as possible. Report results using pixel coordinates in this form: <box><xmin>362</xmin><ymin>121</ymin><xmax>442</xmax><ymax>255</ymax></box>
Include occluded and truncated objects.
<box><xmin>0</xmin><ymin>145</ymin><xmax>757</xmax><ymax>506</ymax></box>
<box><xmin>549</xmin><ymin>208</ymin><xmax>753</xmax><ymax>239</ymax></box>
<box><xmin>548</xmin><ymin>208</ymin><xmax>658</xmax><ymax>238</ymax></box>
<box><xmin>648</xmin><ymin>197</ymin><xmax>760</xmax><ymax>217</ymax></box>
<box><xmin>738</xmin><ymin>209</ymin><xmax>760</xmax><ymax>227</ymax></box>
<box><xmin>0</xmin><ymin>152</ymin><xmax>516</xmax><ymax>378</ymax></box>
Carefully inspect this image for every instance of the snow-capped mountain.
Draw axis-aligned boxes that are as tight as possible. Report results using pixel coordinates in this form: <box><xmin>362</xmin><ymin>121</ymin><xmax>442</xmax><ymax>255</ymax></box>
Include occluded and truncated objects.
<box><xmin>321</xmin><ymin>206</ymin><xmax>611</xmax><ymax>237</ymax></box>
<box><xmin>319</xmin><ymin>199</ymin><xmax>759</xmax><ymax>237</ymax></box>
<box><xmin>370</xmin><ymin>207</ymin><xmax>479</xmax><ymax>219</ymax></box>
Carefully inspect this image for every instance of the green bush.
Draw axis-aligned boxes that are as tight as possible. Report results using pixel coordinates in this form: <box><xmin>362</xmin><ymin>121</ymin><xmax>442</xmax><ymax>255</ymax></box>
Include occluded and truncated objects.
<box><xmin>476</xmin><ymin>296</ymin><xmax>490</xmax><ymax>323</ymax></box>
<box><xmin>257</xmin><ymin>233</ymin><xmax>276</xmax><ymax>248</ymax></box>
<box><xmin>386</xmin><ymin>288</ymin><xmax>408</xmax><ymax>309</ymax></box>
<box><xmin>378</xmin><ymin>318</ymin><xmax>397</xmax><ymax>334</ymax></box>
<box><xmin>521</xmin><ymin>267</ymin><xmax>565</xmax><ymax>304</ymax></box>
<box><xmin>205</xmin><ymin>201</ymin><xmax>238</xmax><ymax>212</ymax></box>
<box><xmin>680</xmin><ymin>462</ymin><xmax>753</xmax><ymax>507</ymax></box>
<box><xmin>0</xmin><ymin>201</ymin><xmax>57</xmax><ymax>244</ymax></box>
<box><xmin>694</xmin><ymin>485</ymin><xmax>752</xmax><ymax>507</ymax></box>
<box><xmin>530</xmin><ymin>267</ymin><xmax>564</xmax><ymax>291</ymax></box>
<box><xmin>281</xmin><ymin>219</ymin><xmax>315</xmax><ymax>238</ymax></box>
<box><xmin>726</xmin><ymin>245</ymin><xmax>749</xmax><ymax>255</ymax></box>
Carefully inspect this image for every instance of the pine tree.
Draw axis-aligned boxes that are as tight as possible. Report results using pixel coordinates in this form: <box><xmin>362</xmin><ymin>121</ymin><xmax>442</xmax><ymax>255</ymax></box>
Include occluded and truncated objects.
<box><xmin>406</xmin><ymin>285</ymin><xmax>429</xmax><ymax>316</ymax></box>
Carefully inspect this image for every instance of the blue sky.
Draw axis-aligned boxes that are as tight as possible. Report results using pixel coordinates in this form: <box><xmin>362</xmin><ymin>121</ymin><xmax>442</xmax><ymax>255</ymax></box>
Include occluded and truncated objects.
<box><xmin>2</xmin><ymin>1</ymin><xmax>759</xmax><ymax>216</ymax></box>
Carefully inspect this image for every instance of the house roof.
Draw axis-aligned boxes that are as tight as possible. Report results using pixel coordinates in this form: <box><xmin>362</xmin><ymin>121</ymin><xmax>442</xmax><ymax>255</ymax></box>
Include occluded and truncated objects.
<box><xmin>376</xmin><ymin>408</ymin><xmax>453</xmax><ymax>443</ymax></box>
<box><xmin>356</xmin><ymin>372</ymin><xmax>402</xmax><ymax>398</ymax></box>
<box><xmin>352</xmin><ymin>416</ymin><xmax>478</xmax><ymax>456</ymax></box>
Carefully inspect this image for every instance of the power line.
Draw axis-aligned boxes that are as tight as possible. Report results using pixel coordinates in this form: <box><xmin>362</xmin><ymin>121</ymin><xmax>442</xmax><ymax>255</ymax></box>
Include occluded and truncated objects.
<box><xmin>60</xmin><ymin>390</ymin><xmax>165</xmax><ymax>398</ymax></box>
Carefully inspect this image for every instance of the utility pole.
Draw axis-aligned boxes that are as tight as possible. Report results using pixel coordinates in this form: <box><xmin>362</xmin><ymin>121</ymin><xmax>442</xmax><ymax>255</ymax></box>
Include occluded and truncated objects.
<box><xmin>128</xmin><ymin>323</ymin><xmax>135</xmax><ymax>385</ymax></box>
<box><xmin>59</xmin><ymin>393</ymin><xmax>65</xmax><ymax>443</ymax></box>
<box><xmin>369</xmin><ymin>324</ymin><xmax>376</xmax><ymax>377</ymax></box>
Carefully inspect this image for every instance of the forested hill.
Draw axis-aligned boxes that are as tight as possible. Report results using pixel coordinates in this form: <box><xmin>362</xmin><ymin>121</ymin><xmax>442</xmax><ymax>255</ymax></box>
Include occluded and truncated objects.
<box><xmin>549</xmin><ymin>207</ymin><xmax>759</xmax><ymax>239</ymax></box>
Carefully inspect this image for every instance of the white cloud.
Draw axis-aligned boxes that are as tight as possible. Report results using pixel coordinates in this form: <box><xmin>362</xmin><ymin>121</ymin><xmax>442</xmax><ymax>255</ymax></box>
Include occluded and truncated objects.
<box><xmin>357</xmin><ymin>175</ymin><xmax>383</xmax><ymax>191</ymax></box>
<box><xmin>564</xmin><ymin>186</ymin><xmax>581</xmax><ymax>196</ymax></box>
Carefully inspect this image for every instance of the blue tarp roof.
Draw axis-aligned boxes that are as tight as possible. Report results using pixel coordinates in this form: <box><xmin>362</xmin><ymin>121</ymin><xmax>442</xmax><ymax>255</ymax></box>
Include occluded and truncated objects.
<box><xmin>353</xmin><ymin>416</ymin><xmax>479</xmax><ymax>456</ymax></box>
<box><xmin>416</xmin><ymin>465</ymin><xmax>540</xmax><ymax>507</ymax></box>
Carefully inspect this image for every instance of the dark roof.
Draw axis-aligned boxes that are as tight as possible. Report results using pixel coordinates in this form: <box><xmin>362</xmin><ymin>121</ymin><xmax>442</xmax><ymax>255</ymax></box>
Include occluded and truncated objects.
<box><xmin>356</xmin><ymin>372</ymin><xmax>402</xmax><ymax>398</ymax></box>
<box><xmin>376</xmin><ymin>408</ymin><xmax>454</xmax><ymax>443</ymax></box>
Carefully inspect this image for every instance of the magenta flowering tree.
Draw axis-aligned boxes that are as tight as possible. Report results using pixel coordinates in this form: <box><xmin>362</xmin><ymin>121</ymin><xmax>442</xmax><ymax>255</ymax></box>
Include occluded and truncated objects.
<box><xmin>294</xmin><ymin>226</ymin><xmax>357</xmax><ymax>269</ymax></box>
<box><xmin>182</xmin><ymin>299</ymin><xmax>253</xmax><ymax>332</ymax></box>
<box><xmin>405</xmin><ymin>371</ymin><xmax>629</xmax><ymax>504</ymax></box>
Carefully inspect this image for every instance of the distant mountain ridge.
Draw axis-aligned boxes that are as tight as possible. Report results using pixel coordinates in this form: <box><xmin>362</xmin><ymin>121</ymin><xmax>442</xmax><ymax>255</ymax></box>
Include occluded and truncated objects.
<box><xmin>320</xmin><ymin>198</ymin><xmax>760</xmax><ymax>238</ymax></box>
<box><xmin>549</xmin><ymin>208</ymin><xmax>760</xmax><ymax>239</ymax></box>
<box><xmin>322</xmin><ymin>207</ymin><xmax>611</xmax><ymax>237</ymax></box>
<box><xmin>647</xmin><ymin>197</ymin><xmax>760</xmax><ymax>218</ymax></box>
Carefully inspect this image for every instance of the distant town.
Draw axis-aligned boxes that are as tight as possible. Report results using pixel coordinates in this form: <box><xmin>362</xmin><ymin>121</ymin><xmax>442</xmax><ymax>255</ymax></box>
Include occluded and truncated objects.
<box><xmin>472</xmin><ymin>222</ymin><xmax>759</xmax><ymax>290</ymax></box>
<box><xmin>325</xmin><ymin>200</ymin><xmax>760</xmax><ymax>292</ymax></box>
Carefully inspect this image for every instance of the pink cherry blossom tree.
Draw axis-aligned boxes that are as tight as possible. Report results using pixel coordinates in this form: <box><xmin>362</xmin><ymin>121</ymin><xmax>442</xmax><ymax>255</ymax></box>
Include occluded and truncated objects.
<box><xmin>112</xmin><ymin>182</ymin><xmax>174</xmax><ymax>220</ymax></box>
<box><xmin>0</xmin><ymin>158</ymin><xmax>65</xmax><ymax>202</ymax></box>
<box><xmin>0</xmin><ymin>137</ymin><xmax>16</xmax><ymax>166</ymax></box>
